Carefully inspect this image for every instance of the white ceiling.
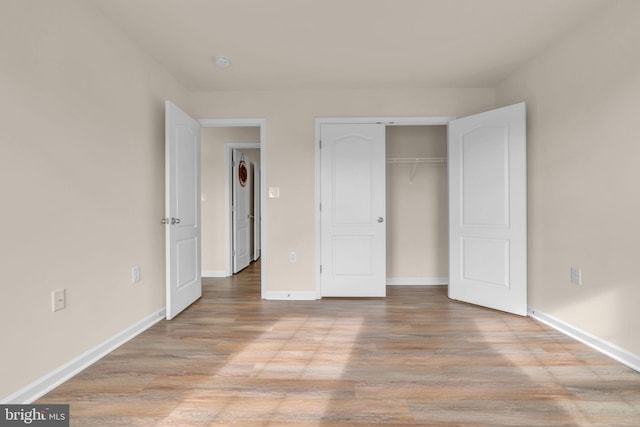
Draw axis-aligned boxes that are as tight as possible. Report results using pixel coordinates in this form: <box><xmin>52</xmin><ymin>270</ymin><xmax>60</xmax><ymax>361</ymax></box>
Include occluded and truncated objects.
<box><xmin>88</xmin><ymin>0</ymin><xmax>608</xmax><ymax>92</ymax></box>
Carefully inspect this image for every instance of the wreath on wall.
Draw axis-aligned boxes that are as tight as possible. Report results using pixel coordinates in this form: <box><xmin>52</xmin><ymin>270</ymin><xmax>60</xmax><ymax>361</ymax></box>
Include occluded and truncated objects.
<box><xmin>238</xmin><ymin>156</ymin><xmax>248</xmax><ymax>187</ymax></box>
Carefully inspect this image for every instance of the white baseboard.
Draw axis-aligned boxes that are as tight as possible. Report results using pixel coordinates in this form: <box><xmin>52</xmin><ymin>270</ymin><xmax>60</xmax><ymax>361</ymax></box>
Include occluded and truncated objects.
<box><xmin>202</xmin><ymin>270</ymin><xmax>228</xmax><ymax>278</ymax></box>
<box><xmin>2</xmin><ymin>308</ymin><xmax>166</xmax><ymax>404</ymax></box>
<box><xmin>265</xmin><ymin>291</ymin><xmax>318</xmax><ymax>300</ymax></box>
<box><xmin>387</xmin><ymin>277</ymin><xmax>448</xmax><ymax>286</ymax></box>
<box><xmin>528</xmin><ymin>306</ymin><xmax>640</xmax><ymax>373</ymax></box>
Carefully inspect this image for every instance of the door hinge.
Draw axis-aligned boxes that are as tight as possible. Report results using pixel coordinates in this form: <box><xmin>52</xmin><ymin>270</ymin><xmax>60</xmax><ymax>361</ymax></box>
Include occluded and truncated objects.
<box><xmin>320</xmin><ymin>265</ymin><xmax>323</xmax><ymax>274</ymax></box>
<box><xmin>319</xmin><ymin>140</ymin><xmax>322</xmax><ymax>149</ymax></box>
<box><xmin>319</xmin><ymin>202</ymin><xmax>322</xmax><ymax>212</ymax></box>
<box><xmin>233</xmin><ymin>249</ymin><xmax>236</xmax><ymax>256</ymax></box>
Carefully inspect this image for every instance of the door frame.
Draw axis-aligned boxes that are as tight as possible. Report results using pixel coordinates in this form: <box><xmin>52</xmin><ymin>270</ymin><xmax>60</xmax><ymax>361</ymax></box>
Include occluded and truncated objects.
<box><xmin>314</xmin><ymin>116</ymin><xmax>454</xmax><ymax>299</ymax></box>
<box><xmin>200</xmin><ymin>119</ymin><xmax>266</xmax><ymax>298</ymax></box>
<box><xmin>253</xmin><ymin>161</ymin><xmax>261</xmax><ymax>262</ymax></box>
<box><xmin>225</xmin><ymin>142</ymin><xmax>261</xmax><ymax>276</ymax></box>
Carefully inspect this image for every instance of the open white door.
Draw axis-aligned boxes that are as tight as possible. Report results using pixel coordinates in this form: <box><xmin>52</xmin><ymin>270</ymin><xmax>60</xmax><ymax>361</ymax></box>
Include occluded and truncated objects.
<box><xmin>165</xmin><ymin>101</ymin><xmax>202</xmax><ymax>320</ymax></box>
<box><xmin>253</xmin><ymin>163</ymin><xmax>261</xmax><ymax>261</ymax></box>
<box><xmin>448</xmin><ymin>102</ymin><xmax>527</xmax><ymax>315</ymax></box>
<box><xmin>232</xmin><ymin>149</ymin><xmax>251</xmax><ymax>273</ymax></box>
<box><xmin>320</xmin><ymin>124</ymin><xmax>386</xmax><ymax>297</ymax></box>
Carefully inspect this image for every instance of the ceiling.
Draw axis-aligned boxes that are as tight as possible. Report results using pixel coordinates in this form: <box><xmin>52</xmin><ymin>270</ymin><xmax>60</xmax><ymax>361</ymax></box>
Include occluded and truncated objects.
<box><xmin>88</xmin><ymin>0</ymin><xmax>608</xmax><ymax>92</ymax></box>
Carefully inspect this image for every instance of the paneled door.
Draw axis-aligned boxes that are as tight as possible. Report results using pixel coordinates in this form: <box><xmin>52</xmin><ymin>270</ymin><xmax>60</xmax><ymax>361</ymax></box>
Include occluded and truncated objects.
<box><xmin>165</xmin><ymin>101</ymin><xmax>202</xmax><ymax>319</ymax></box>
<box><xmin>448</xmin><ymin>103</ymin><xmax>527</xmax><ymax>315</ymax></box>
<box><xmin>320</xmin><ymin>124</ymin><xmax>386</xmax><ymax>297</ymax></box>
<box><xmin>232</xmin><ymin>149</ymin><xmax>251</xmax><ymax>273</ymax></box>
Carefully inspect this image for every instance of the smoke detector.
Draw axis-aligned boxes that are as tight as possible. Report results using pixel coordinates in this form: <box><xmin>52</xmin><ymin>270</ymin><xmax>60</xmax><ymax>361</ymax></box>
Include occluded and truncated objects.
<box><xmin>214</xmin><ymin>55</ymin><xmax>231</xmax><ymax>68</ymax></box>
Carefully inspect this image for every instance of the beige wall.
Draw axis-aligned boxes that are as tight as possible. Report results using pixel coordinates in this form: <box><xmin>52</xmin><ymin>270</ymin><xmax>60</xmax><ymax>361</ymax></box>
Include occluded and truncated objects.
<box><xmin>190</xmin><ymin>88</ymin><xmax>496</xmax><ymax>293</ymax></box>
<box><xmin>1</xmin><ymin>1</ymin><xmax>496</xmax><ymax>399</ymax></box>
<box><xmin>8</xmin><ymin>0</ymin><xmax>637</xmax><ymax>405</ymax></box>
<box><xmin>0</xmin><ymin>0</ymin><xmax>188</xmax><ymax>399</ymax></box>
<box><xmin>496</xmin><ymin>0</ymin><xmax>640</xmax><ymax>355</ymax></box>
<box><xmin>386</xmin><ymin>126</ymin><xmax>448</xmax><ymax>280</ymax></box>
<box><xmin>201</xmin><ymin>128</ymin><xmax>260</xmax><ymax>274</ymax></box>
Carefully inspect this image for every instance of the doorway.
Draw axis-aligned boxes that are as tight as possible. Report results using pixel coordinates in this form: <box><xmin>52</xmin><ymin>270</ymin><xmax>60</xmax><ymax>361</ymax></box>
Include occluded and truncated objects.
<box><xmin>199</xmin><ymin>121</ymin><xmax>265</xmax><ymax>296</ymax></box>
<box><xmin>315</xmin><ymin>105</ymin><xmax>527</xmax><ymax>315</ymax></box>
<box><xmin>165</xmin><ymin>104</ymin><xmax>267</xmax><ymax>319</ymax></box>
<box><xmin>314</xmin><ymin>117</ymin><xmax>452</xmax><ymax>299</ymax></box>
<box><xmin>385</xmin><ymin>125</ymin><xmax>449</xmax><ymax>286</ymax></box>
<box><xmin>228</xmin><ymin>144</ymin><xmax>261</xmax><ymax>273</ymax></box>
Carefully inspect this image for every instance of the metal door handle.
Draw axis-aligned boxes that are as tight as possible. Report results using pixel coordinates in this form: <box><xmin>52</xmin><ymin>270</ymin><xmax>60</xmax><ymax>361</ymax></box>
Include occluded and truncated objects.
<box><xmin>378</xmin><ymin>217</ymin><xmax>384</xmax><ymax>223</ymax></box>
<box><xmin>171</xmin><ymin>217</ymin><xmax>181</xmax><ymax>225</ymax></box>
<box><xmin>161</xmin><ymin>218</ymin><xmax>168</xmax><ymax>224</ymax></box>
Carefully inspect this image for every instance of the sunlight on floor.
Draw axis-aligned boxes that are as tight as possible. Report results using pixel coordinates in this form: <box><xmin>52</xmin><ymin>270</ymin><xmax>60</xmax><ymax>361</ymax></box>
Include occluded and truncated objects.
<box><xmin>471</xmin><ymin>316</ymin><xmax>639</xmax><ymax>426</ymax></box>
<box><xmin>156</xmin><ymin>315</ymin><xmax>364</xmax><ymax>425</ymax></box>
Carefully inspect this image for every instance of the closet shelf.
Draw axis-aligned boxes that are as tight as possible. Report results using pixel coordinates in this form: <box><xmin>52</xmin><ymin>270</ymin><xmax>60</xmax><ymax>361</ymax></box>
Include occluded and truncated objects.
<box><xmin>386</xmin><ymin>157</ymin><xmax>447</xmax><ymax>164</ymax></box>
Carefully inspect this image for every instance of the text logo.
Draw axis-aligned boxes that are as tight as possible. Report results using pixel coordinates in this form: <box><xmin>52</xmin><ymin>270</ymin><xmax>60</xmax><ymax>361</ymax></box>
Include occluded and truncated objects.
<box><xmin>0</xmin><ymin>405</ymin><xmax>69</xmax><ymax>427</ymax></box>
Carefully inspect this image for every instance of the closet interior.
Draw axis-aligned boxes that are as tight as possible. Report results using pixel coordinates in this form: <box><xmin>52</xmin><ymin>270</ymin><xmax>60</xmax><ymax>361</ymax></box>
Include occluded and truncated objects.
<box><xmin>385</xmin><ymin>125</ymin><xmax>449</xmax><ymax>285</ymax></box>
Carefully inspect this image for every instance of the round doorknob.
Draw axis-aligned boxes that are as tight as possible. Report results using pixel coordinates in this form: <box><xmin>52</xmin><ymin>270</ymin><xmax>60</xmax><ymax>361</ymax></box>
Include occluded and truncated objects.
<box><xmin>378</xmin><ymin>217</ymin><xmax>384</xmax><ymax>223</ymax></box>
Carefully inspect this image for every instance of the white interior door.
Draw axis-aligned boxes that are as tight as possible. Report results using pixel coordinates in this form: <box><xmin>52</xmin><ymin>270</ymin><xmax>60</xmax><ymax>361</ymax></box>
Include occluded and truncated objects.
<box><xmin>448</xmin><ymin>102</ymin><xmax>527</xmax><ymax>315</ymax></box>
<box><xmin>253</xmin><ymin>163</ymin><xmax>261</xmax><ymax>261</ymax></box>
<box><xmin>165</xmin><ymin>101</ymin><xmax>202</xmax><ymax>320</ymax></box>
<box><xmin>232</xmin><ymin>149</ymin><xmax>251</xmax><ymax>273</ymax></box>
<box><xmin>320</xmin><ymin>123</ymin><xmax>386</xmax><ymax>297</ymax></box>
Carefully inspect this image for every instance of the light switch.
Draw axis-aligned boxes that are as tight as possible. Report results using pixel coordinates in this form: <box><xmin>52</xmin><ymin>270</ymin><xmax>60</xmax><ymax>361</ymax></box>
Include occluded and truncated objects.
<box><xmin>268</xmin><ymin>187</ymin><xmax>280</xmax><ymax>198</ymax></box>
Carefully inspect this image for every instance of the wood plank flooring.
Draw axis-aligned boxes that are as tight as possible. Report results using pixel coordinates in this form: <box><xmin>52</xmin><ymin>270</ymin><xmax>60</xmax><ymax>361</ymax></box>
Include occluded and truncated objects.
<box><xmin>38</xmin><ymin>261</ymin><xmax>640</xmax><ymax>426</ymax></box>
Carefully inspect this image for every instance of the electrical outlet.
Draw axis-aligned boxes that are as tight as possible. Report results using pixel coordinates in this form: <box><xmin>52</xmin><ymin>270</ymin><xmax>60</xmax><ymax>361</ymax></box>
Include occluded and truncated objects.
<box><xmin>132</xmin><ymin>266</ymin><xmax>141</xmax><ymax>283</ymax></box>
<box><xmin>289</xmin><ymin>251</ymin><xmax>297</xmax><ymax>263</ymax></box>
<box><xmin>571</xmin><ymin>267</ymin><xmax>582</xmax><ymax>285</ymax></box>
<box><xmin>52</xmin><ymin>289</ymin><xmax>65</xmax><ymax>312</ymax></box>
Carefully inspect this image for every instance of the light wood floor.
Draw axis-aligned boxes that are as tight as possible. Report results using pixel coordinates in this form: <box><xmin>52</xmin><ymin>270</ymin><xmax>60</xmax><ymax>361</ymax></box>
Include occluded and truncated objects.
<box><xmin>39</xmin><ymin>261</ymin><xmax>640</xmax><ymax>426</ymax></box>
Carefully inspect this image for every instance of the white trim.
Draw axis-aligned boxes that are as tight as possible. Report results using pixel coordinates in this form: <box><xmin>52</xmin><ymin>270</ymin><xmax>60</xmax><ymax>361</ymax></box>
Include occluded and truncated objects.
<box><xmin>528</xmin><ymin>306</ymin><xmax>640</xmax><ymax>373</ymax></box>
<box><xmin>2</xmin><ymin>308</ymin><xmax>166</xmax><ymax>404</ymax></box>
<box><xmin>226</xmin><ymin>143</ymin><xmax>260</xmax><ymax>277</ymax></box>
<box><xmin>199</xmin><ymin>118</ymin><xmax>265</xmax><ymax>127</ymax></box>
<box><xmin>265</xmin><ymin>291</ymin><xmax>319</xmax><ymax>301</ymax></box>
<box><xmin>314</xmin><ymin>122</ymin><xmax>322</xmax><ymax>299</ymax></box>
<box><xmin>315</xmin><ymin>117</ymin><xmax>455</xmax><ymax>126</ymax></box>
<box><xmin>201</xmin><ymin>270</ymin><xmax>228</xmax><ymax>278</ymax></box>
<box><xmin>387</xmin><ymin>277</ymin><xmax>448</xmax><ymax>286</ymax></box>
<box><xmin>315</xmin><ymin>116</ymin><xmax>454</xmax><ymax>299</ymax></box>
<box><xmin>200</xmin><ymin>118</ymin><xmax>267</xmax><ymax>299</ymax></box>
